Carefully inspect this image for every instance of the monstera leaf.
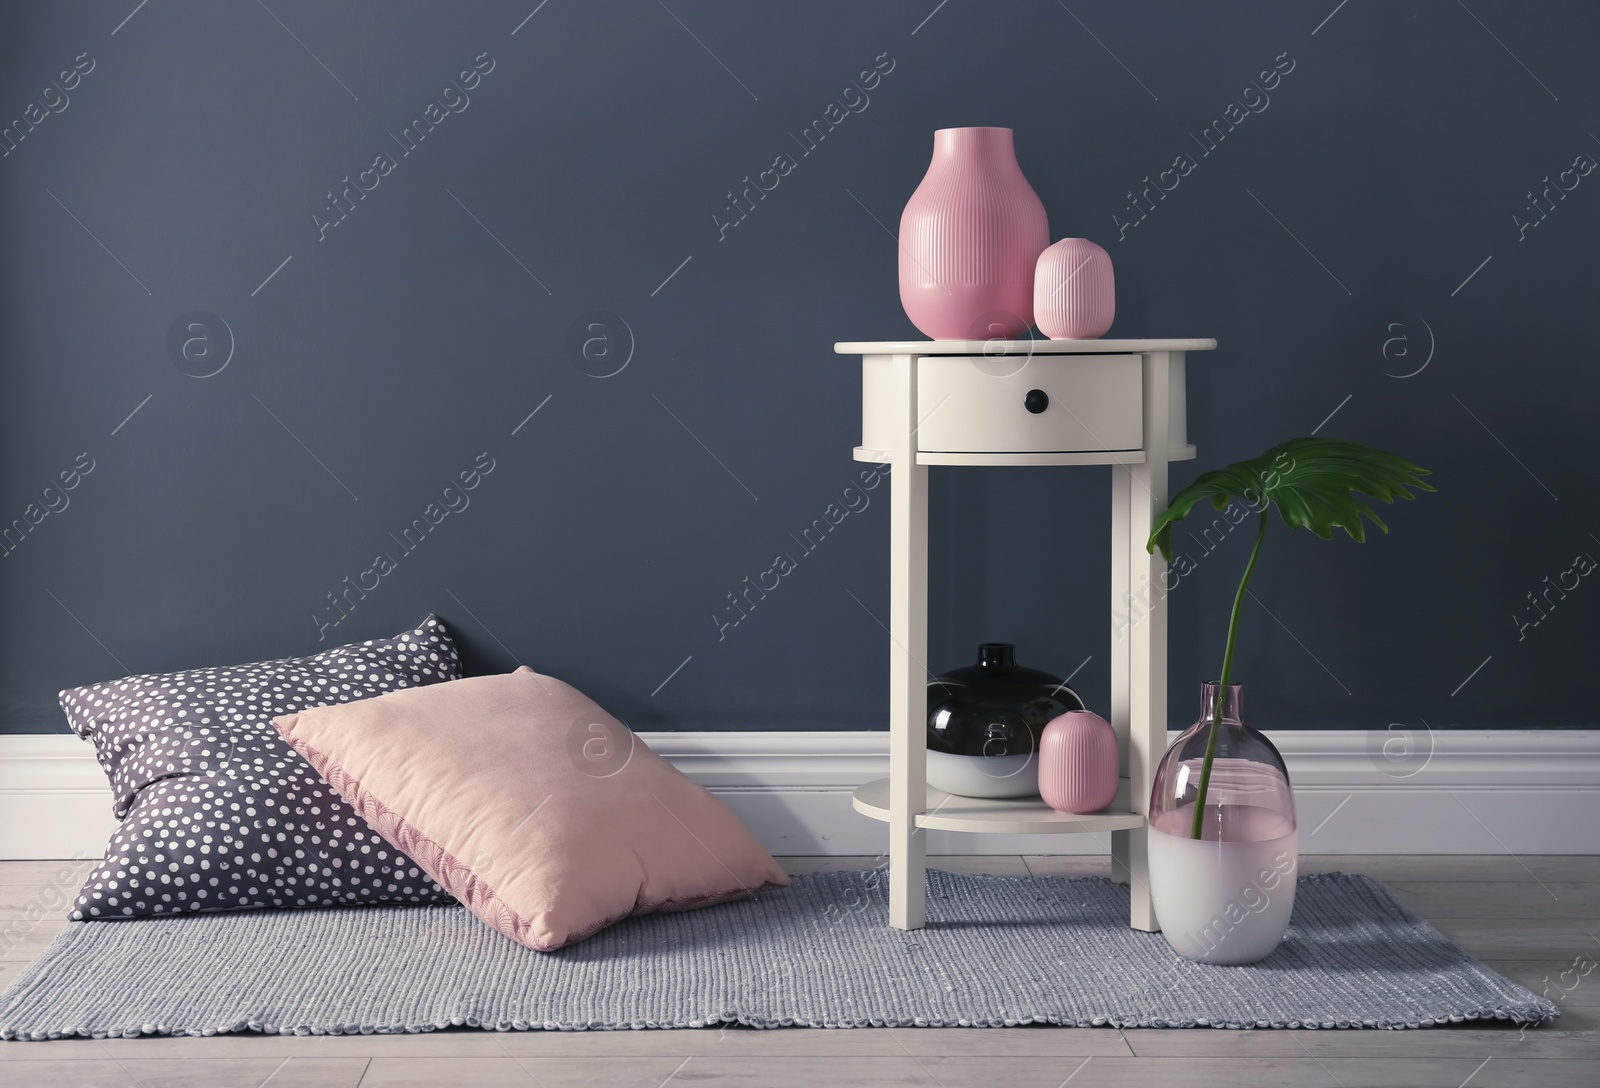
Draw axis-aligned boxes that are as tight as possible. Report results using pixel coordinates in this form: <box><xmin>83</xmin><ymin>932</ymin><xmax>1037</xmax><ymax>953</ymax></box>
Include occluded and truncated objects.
<box><xmin>1146</xmin><ymin>437</ymin><xmax>1432</xmax><ymax>838</ymax></box>
<box><xmin>1149</xmin><ymin>437</ymin><xmax>1433</xmax><ymax>562</ymax></box>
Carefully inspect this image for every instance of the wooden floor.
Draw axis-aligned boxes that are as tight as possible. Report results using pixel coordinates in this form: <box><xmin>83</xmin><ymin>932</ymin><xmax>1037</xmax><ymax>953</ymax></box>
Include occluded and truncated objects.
<box><xmin>1</xmin><ymin>855</ymin><xmax>1596</xmax><ymax>1087</ymax></box>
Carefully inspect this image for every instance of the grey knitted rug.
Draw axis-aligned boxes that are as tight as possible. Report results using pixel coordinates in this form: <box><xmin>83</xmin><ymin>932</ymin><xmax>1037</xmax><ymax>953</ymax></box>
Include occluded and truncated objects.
<box><xmin>0</xmin><ymin>871</ymin><xmax>1555</xmax><ymax>1039</ymax></box>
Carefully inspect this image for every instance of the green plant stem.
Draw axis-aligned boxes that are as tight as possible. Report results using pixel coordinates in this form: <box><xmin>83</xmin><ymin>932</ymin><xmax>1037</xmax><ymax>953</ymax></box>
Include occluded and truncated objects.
<box><xmin>1190</xmin><ymin>510</ymin><xmax>1269</xmax><ymax>839</ymax></box>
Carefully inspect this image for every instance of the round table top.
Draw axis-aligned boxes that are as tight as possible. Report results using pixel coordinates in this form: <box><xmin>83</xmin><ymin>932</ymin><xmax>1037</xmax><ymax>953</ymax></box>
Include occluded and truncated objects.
<box><xmin>834</xmin><ymin>338</ymin><xmax>1217</xmax><ymax>355</ymax></box>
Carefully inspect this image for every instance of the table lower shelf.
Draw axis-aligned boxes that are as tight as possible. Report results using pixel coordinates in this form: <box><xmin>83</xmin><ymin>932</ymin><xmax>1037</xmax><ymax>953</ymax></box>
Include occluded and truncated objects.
<box><xmin>851</xmin><ymin>778</ymin><xmax>1146</xmax><ymax>835</ymax></box>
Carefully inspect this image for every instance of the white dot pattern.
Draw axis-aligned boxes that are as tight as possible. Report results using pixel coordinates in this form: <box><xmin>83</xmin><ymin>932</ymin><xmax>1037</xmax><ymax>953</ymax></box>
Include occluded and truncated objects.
<box><xmin>58</xmin><ymin>616</ymin><xmax>461</xmax><ymax>920</ymax></box>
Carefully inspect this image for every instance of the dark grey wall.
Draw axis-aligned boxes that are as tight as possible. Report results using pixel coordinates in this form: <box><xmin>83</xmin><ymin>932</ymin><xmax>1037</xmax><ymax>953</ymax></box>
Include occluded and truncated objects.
<box><xmin>2</xmin><ymin>1</ymin><xmax>1596</xmax><ymax>734</ymax></box>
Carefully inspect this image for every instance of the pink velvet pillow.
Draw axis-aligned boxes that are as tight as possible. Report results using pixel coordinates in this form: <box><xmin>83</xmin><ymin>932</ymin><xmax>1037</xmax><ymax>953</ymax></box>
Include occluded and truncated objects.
<box><xmin>273</xmin><ymin>667</ymin><xmax>788</xmax><ymax>950</ymax></box>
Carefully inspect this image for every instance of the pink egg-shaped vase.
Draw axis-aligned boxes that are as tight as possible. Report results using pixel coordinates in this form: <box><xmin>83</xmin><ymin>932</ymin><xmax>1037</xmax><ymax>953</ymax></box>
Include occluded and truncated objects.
<box><xmin>1039</xmin><ymin>710</ymin><xmax>1119</xmax><ymax>814</ymax></box>
<box><xmin>1034</xmin><ymin>238</ymin><xmax>1115</xmax><ymax>339</ymax></box>
<box><xmin>898</xmin><ymin>127</ymin><xmax>1049</xmax><ymax>341</ymax></box>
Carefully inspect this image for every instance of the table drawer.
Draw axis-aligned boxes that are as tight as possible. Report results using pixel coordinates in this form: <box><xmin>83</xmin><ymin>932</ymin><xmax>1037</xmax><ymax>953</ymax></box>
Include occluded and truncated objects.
<box><xmin>909</xmin><ymin>354</ymin><xmax>1142</xmax><ymax>453</ymax></box>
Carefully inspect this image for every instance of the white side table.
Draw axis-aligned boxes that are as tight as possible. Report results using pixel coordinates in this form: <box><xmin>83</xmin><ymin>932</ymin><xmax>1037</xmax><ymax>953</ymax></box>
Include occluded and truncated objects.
<box><xmin>835</xmin><ymin>338</ymin><xmax>1217</xmax><ymax>931</ymax></box>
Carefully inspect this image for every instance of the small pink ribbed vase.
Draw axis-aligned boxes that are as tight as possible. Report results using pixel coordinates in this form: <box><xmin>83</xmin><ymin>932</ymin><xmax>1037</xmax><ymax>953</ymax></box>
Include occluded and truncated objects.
<box><xmin>1034</xmin><ymin>238</ymin><xmax>1115</xmax><ymax>339</ymax></box>
<box><xmin>898</xmin><ymin>127</ymin><xmax>1049</xmax><ymax>341</ymax></box>
<box><xmin>1038</xmin><ymin>710</ymin><xmax>1119</xmax><ymax>814</ymax></box>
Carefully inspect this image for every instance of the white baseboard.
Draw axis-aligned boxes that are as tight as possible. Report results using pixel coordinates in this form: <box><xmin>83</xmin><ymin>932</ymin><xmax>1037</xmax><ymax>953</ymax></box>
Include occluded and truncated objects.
<box><xmin>1</xmin><ymin>730</ymin><xmax>1595</xmax><ymax>860</ymax></box>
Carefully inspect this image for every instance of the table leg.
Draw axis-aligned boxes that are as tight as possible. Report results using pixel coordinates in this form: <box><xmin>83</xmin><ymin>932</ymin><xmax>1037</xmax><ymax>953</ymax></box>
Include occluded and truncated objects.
<box><xmin>1122</xmin><ymin>351</ymin><xmax>1173</xmax><ymax>933</ymax></box>
<box><xmin>1111</xmin><ymin>466</ymin><xmax>1134</xmax><ymax>892</ymax></box>
<box><xmin>886</xmin><ymin>352</ymin><xmax>927</xmax><ymax>930</ymax></box>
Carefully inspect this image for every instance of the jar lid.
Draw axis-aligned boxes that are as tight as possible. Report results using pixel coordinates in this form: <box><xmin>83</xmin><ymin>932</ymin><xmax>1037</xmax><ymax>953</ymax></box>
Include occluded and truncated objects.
<box><xmin>977</xmin><ymin>643</ymin><xmax>1016</xmax><ymax>669</ymax></box>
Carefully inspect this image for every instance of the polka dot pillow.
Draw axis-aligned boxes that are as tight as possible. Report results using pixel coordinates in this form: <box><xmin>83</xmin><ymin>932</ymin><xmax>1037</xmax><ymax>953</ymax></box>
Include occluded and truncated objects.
<box><xmin>58</xmin><ymin>616</ymin><xmax>462</xmax><ymax>920</ymax></box>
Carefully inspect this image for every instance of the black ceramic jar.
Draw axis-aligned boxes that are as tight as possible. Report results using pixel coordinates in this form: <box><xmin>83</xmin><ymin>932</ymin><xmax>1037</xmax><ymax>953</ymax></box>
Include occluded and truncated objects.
<box><xmin>926</xmin><ymin>643</ymin><xmax>1085</xmax><ymax>798</ymax></box>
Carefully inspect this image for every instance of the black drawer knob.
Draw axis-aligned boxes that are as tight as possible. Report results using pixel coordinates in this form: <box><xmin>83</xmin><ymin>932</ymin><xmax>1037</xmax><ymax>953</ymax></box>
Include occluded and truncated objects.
<box><xmin>1024</xmin><ymin>389</ymin><xmax>1049</xmax><ymax>414</ymax></box>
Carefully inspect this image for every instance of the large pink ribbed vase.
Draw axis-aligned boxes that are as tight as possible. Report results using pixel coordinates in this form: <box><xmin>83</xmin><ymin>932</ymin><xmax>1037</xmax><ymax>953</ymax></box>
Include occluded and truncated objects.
<box><xmin>898</xmin><ymin>127</ymin><xmax>1049</xmax><ymax>341</ymax></box>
